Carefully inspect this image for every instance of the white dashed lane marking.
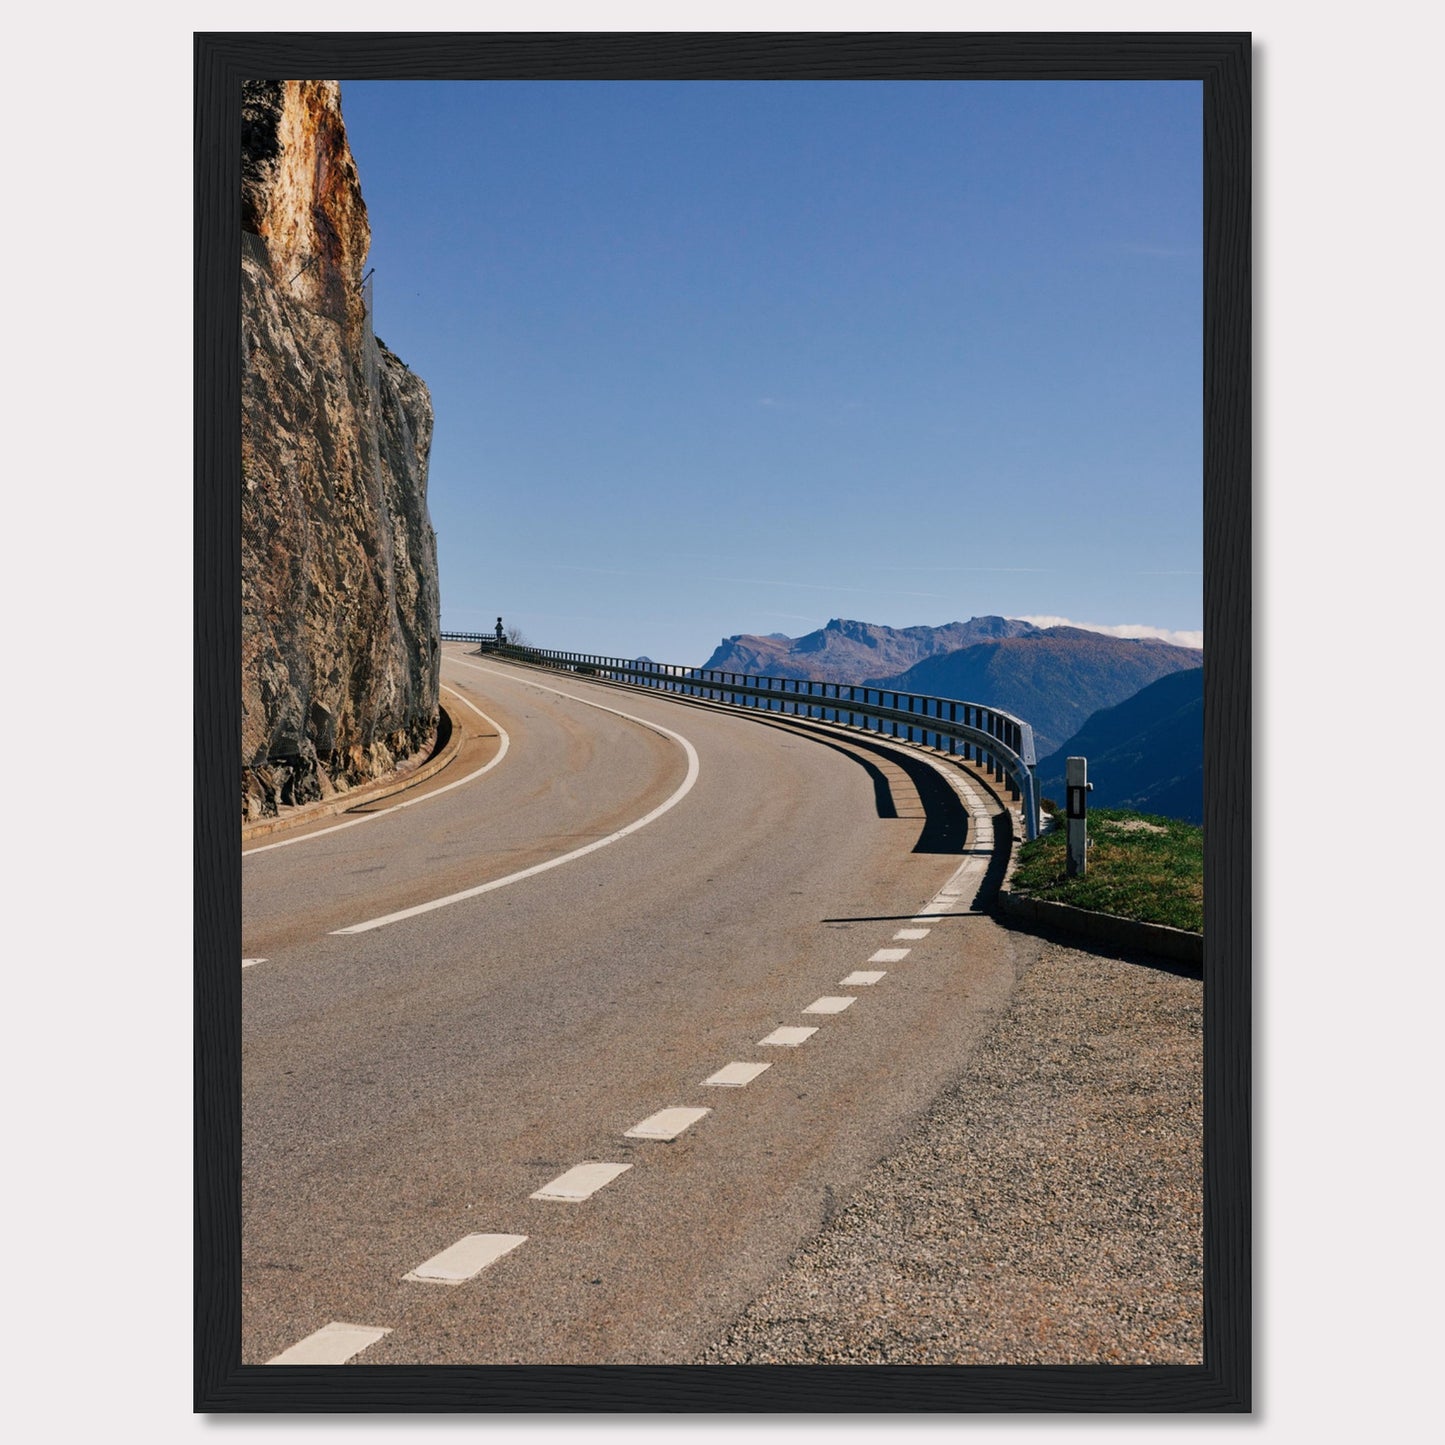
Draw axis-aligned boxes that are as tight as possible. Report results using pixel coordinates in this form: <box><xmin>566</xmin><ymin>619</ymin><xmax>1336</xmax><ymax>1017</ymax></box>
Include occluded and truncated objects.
<box><xmin>869</xmin><ymin>948</ymin><xmax>911</xmax><ymax>964</ymax></box>
<box><xmin>803</xmin><ymin>996</ymin><xmax>856</xmax><ymax>1014</ymax></box>
<box><xmin>624</xmin><ymin>1107</ymin><xmax>711</xmax><ymax>1140</ymax></box>
<box><xmin>258</xmin><ymin>708</ymin><xmax>1011</xmax><ymax>1360</ymax></box>
<box><xmin>266</xmin><ymin>1322</ymin><xmax>390</xmax><ymax>1365</ymax></box>
<box><xmin>703</xmin><ymin>1061</ymin><xmax>771</xmax><ymax>1087</ymax></box>
<box><xmin>759</xmin><ymin>1026</ymin><xmax>818</xmax><ymax>1047</ymax></box>
<box><xmin>531</xmin><ymin>1162</ymin><xmax>632</xmax><ymax>1202</ymax></box>
<box><xmin>403</xmin><ymin>1233</ymin><xmax>527</xmax><ymax>1284</ymax></box>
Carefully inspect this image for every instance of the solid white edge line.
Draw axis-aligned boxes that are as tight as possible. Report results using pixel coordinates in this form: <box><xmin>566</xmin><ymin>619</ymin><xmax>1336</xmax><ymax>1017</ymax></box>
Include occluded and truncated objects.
<box><xmin>572</xmin><ymin>675</ymin><xmax>1003</xmax><ymax>923</ymax></box>
<box><xmin>243</xmin><ymin>679</ymin><xmax>510</xmax><ymax>856</ymax></box>
<box><xmin>330</xmin><ymin>664</ymin><xmax>701</xmax><ymax>934</ymax></box>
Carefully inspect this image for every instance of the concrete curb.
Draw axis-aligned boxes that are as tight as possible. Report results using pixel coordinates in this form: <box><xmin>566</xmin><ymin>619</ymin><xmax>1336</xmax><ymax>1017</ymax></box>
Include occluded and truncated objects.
<box><xmin>241</xmin><ymin>703</ymin><xmax>461</xmax><ymax>843</ymax></box>
<box><xmin>994</xmin><ymin>888</ymin><xmax>1203</xmax><ymax>968</ymax></box>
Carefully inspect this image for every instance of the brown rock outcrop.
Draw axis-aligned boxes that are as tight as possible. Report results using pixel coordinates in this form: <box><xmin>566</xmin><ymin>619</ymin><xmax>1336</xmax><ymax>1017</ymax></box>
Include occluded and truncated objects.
<box><xmin>241</xmin><ymin>81</ymin><xmax>440</xmax><ymax>820</ymax></box>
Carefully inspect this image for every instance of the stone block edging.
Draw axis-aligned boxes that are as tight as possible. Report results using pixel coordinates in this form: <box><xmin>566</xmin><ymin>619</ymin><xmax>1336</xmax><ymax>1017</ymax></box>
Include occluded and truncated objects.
<box><xmin>241</xmin><ymin>704</ymin><xmax>460</xmax><ymax>843</ymax></box>
<box><xmin>994</xmin><ymin>888</ymin><xmax>1203</xmax><ymax>968</ymax></box>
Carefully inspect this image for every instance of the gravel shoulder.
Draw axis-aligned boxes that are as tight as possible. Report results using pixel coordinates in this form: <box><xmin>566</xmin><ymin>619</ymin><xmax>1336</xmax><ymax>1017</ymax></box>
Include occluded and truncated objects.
<box><xmin>702</xmin><ymin>931</ymin><xmax>1203</xmax><ymax>1365</ymax></box>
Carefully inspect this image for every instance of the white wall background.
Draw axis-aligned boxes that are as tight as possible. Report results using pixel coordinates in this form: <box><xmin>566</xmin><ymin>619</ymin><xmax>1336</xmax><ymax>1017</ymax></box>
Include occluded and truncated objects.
<box><xmin>7</xmin><ymin>4</ymin><xmax>1437</xmax><ymax>1440</ymax></box>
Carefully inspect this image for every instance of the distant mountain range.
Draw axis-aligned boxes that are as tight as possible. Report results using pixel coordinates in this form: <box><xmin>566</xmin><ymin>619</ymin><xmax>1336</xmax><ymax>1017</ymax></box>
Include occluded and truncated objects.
<box><xmin>697</xmin><ymin>615</ymin><xmax>1202</xmax><ymax>817</ymax></box>
<box><xmin>874</xmin><ymin>626</ymin><xmax>1202</xmax><ymax>758</ymax></box>
<box><xmin>701</xmin><ymin>617</ymin><xmax>1202</xmax><ymax>759</ymax></box>
<box><xmin>700</xmin><ymin>616</ymin><xmax>1040</xmax><ymax>682</ymax></box>
<box><xmin>1037</xmin><ymin>667</ymin><xmax>1203</xmax><ymax>823</ymax></box>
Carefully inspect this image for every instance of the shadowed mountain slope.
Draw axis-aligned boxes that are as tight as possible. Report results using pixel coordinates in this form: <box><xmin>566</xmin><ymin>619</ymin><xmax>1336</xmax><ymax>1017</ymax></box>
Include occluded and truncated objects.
<box><xmin>875</xmin><ymin>629</ymin><xmax>1203</xmax><ymax>757</ymax></box>
<box><xmin>1036</xmin><ymin>667</ymin><xmax>1203</xmax><ymax>823</ymax></box>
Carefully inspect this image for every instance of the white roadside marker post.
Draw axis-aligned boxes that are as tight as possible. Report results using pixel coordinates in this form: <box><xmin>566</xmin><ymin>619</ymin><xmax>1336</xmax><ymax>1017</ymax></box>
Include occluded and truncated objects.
<box><xmin>1066</xmin><ymin>756</ymin><xmax>1093</xmax><ymax>878</ymax></box>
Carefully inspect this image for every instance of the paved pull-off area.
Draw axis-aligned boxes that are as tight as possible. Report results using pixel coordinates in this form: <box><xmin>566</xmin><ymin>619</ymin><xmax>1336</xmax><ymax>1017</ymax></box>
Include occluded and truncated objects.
<box><xmin>242</xmin><ymin>646</ymin><xmax>1201</xmax><ymax>1365</ymax></box>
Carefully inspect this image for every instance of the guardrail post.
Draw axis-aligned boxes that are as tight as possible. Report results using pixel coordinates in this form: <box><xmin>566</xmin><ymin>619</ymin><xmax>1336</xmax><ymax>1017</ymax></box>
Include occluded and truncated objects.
<box><xmin>1019</xmin><ymin>766</ymin><xmax>1040</xmax><ymax>842</ymax></box>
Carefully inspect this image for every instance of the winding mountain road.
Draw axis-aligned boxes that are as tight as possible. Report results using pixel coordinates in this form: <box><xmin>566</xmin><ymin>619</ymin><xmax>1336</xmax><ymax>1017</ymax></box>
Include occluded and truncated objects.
<box><xmin>242</xmin><ymin>645</ymin><xmax>1025</xmax><ymax>1365</ymax></box>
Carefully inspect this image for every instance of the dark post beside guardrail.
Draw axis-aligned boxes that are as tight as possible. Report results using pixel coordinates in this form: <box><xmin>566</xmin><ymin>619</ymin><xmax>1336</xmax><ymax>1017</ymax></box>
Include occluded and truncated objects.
<box><xmin>439</xmin><ymin>635</ymin><xmax>1044</xmax><ymax>840</ymax></box>
<box><xmin>1066</xmin><ymin>755</ymin><xmax>1092</xmax><ymax>877</ymax></box>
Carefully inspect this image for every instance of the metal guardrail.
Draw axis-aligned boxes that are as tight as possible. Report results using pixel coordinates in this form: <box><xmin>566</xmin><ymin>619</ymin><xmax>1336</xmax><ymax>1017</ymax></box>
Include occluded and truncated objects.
<box><xmin>440</xmin><ymin>631</ymin><xmax>504</xmax><ymax>646</ymax></box>
<box><xmin>445</xmin><ymin>636</ymin><xmax>1041</xmax><ymax>839</ymax></box>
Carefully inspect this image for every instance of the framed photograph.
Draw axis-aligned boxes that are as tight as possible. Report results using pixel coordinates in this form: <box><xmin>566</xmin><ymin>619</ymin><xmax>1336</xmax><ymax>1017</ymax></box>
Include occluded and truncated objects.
<box><xmin>198</xmin><ymin>31</ymin><xmax>1249</xmax><ymax>1412</ymax></box>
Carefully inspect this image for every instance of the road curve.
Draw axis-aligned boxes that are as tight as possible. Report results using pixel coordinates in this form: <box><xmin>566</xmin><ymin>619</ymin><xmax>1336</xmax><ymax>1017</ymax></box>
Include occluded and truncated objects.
<box><xmin>242</xmin><ymin>646</ymin><xmax>1024</xmax><ymax>1365</ymax></box>
<box><xmin>241</xmin><ymin>682</ymin><xmax>511</xmax><ymax>858</ymax></box>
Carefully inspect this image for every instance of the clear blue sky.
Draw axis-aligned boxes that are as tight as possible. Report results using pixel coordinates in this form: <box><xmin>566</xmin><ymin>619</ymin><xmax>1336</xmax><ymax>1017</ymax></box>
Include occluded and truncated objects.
<box><xmin>340</xmin><ymin>80</ymin><xmax>1202</xmax><ymax>664</ymax></box>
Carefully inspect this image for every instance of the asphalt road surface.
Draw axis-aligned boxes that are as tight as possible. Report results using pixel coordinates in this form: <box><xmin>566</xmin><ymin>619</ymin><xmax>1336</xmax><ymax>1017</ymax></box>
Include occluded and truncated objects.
<box><xmin>242</xmin><ymin>645</ymin><xmax>1025</xmax><ymax>1365</ymax></box>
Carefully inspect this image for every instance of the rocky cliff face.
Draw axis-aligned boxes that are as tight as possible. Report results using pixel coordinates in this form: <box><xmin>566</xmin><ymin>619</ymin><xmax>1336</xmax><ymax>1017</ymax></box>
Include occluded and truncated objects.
<box><xmin>241</xmin><ymin>81</ymin><xmax>440</xmax><ymax>820</ymax></box>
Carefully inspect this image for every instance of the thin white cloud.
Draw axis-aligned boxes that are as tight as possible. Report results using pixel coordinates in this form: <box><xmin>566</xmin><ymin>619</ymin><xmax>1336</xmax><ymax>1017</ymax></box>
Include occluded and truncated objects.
<box><xmin>1019</xmin><ymin>615</ymin><xmax>1204</xmax><ymax>649</ymax></box>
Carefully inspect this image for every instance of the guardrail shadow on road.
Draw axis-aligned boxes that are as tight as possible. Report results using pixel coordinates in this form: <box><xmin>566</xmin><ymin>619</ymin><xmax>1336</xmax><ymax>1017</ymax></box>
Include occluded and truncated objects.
<box><xmin>793</xmin><ymin>727</ymin><xmax>971</xmax><ymax>856</ymax></box>
<box><xmin>472</xmin><ymin>643</ymin><xmax>1042</xmax><ymax>840</ymax></box>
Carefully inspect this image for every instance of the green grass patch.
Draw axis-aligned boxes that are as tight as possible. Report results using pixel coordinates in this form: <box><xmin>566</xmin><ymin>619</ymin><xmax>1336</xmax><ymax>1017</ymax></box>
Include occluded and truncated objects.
<box><xmin>1010</xmin><ymin>808</ymin><xmax>1203</xmax><ymax>933</ymax></box>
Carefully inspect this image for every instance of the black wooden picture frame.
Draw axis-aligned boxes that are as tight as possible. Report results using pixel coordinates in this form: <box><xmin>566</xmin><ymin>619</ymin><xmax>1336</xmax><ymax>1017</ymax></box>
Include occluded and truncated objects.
<box><xmin>196</xmin><ymin>30</ymin><xmax>1250</xmax><ymax>1412</ymax></box>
